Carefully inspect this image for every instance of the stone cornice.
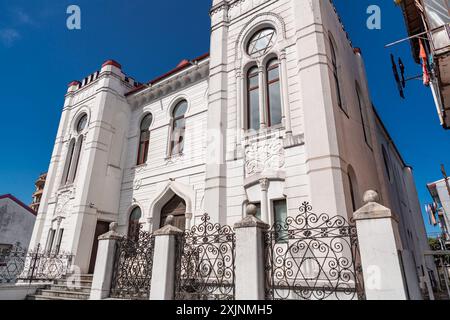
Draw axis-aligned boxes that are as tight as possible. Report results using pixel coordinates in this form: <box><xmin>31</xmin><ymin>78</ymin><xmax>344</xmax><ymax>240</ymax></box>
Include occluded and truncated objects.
<box><xmin>127</xmin><ymin>61</ymin><xmax>209</xmax><ymax>108</ymax></box>
<box><xmin>210</xmin><ymin>2</ymin><xmax>229</xmax><ymax>17</ymax></box>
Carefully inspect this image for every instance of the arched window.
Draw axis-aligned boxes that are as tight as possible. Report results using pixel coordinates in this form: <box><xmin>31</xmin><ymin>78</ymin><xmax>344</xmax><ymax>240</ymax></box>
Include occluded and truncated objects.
<box><xmin>247</xmin><ymin>66</ymin><xmax>260</xmax><ymax>130</ymax></box>
<box><xmin>356</xmin><ymin>85</ymin><xmax>372</xmax><ymax>148</ymax></box>
<box><xmin>62</xmin><ymin>113</ymin><xmax>87</xmax><ymax>186</ymax></box>
<box><xmin>62</xmin><ymin>139</ymin><xmax>76</xmax><ymax>184</ymax></box>
<box><xmin>266</xmin><ymin>59</ymin><xmax>282</xmax><ymax>127</ymax></box>
<box><xmin>137</xmin><ymin>113</ymin><xmax>152</xmax><ymax>165</ymax></box>
<box><xmin>71</xmin><ymin>135</ymin><xmax>83</xmax><ymax>181</ymax></box>
<box><xmin>128</xmin><ymin>207</ymin><xmax>142</xmax><ymax>241</ymax></box>
<box><xmin>329</xmin><ymin>36</ymin><xmax>343</xmax><ymax>111</ymax></box>
<box><xmin>170</xmin><ymin>101</ymin><xmax>187</xmax><ymax>156</ymax></box>
<box><xmin>347</xmin><ymin>166</ymin><xmax>358</xmax><ymax>212</ymax></box>
<box><xmin>348</xmin><ymin>173</ymin><xmax>357</xmax><ymax>212</ymax></box>
<box><xmin>382</xmin><ymin>145</ymin><xmax>392</xmax><ymax>182</ymax></box>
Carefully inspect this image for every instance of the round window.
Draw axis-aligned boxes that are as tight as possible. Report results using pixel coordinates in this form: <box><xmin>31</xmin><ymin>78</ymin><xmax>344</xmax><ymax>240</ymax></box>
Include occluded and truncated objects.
<box><xmin>76</xmin><ymin>114</ymin><xmax>88</xmax><ymax>133</ymax></box>
<box><xmin>247</xmin><ymin>28</ymin><xmax>276</xmax><ymax>57</ymax></box>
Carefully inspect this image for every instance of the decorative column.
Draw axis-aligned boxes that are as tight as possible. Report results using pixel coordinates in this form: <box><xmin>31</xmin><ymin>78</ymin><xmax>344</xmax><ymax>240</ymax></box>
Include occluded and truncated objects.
<box><xmin>258</xmin><ymin>65</ymin><xmax>267</xmax><ymax>129</ymax></box>
<box><xmin>89</xmin><ymin>222</ymin><xmax>122</xmax><ymax>300</ymax></box>
<box><xmin>353</xmin><ymin>190</ymin><xmax>408</xmax><ymax>300</ymax></box>
<box><xmin>204</xmin><ymin>2</ymin><xmax>229</xmax><ymax>225</ymax></box>
<box><xmin>279</xmin><ymin>50</ymin><xmax>292</xmax><ymax>135</ymax></box>
<box><xmin>234</xmin><ymin>204</ymin><xmax>269</xmax><ymax>300</ymax></box>
<box><xmin>149</xmin><ymin>216</ymin><xmax>183</xmax><ymax>300</ymax></box>
<box><xmin>236</xmin><ymin>70</ymin><xmax>244</xmax><ymax>150</ymax></box>
<box><xmin>259</xmin><ymin>178</ymin><xmax>270</xmax><ymax>224</ymax></box>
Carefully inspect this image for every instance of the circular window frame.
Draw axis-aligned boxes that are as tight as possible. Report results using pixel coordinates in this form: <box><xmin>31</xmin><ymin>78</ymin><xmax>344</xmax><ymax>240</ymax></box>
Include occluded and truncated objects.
<box><xmin>246</xmin><ymin>27</ymin><xmax>277</xmax><ymax>59</ymax></box>
<box><xmin>74</xmin><ymin>113</ymin><xmax>89</xmax><ymax>134</ymax></box>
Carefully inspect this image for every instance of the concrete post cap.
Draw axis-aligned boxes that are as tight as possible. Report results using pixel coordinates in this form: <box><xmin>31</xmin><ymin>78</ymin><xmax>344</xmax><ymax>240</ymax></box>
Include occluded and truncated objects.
<box><xmin>109</xmin><ymin>222</ymin><xmax>118</xmax><ymax>232</ymax></box>
<box><xmin>165</xmin><ymin>215</ymin><xmax>175</xmax><ymax>226</ymax></box>
<box><xmin>98</xmin><ymin>222</ymin><xmax>122</xmax><ymax>241</ymax></box>
<box><xmin>363</xmin><ymin>190</ymin><xmax>380</xmax><ymax>204</ymax></box>
<box><xmin>234</xmin><ymin>203</ymin><xmax>269</xmax><ymax>229</ymax></box>
<box><xmin>354</xmin><ymin>190</ymin><xmax>398</xmax><ymax>222</ymax></box>
<box><xmin>246</xmin><ymin>203</ymin><xmax>258</xmax><ymax>217</ymax></box>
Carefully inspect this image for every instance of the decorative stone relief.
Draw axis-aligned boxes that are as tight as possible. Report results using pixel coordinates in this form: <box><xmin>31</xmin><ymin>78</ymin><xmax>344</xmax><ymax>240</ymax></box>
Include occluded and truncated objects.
<box><xmin>55</xmin><ymin>189</ymin><xmax>74</xmax><ymax>217</ymax></box>
<box><xmin>244</xmin><ymin>132</ymin><xmax>285</xmax><ymax>177</ymax></box>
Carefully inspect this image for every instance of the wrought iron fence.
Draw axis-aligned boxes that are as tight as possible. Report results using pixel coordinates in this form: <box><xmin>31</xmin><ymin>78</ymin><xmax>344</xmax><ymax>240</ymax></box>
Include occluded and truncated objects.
<box><xmin>175</xmin><ymin>213</ymin><xmax>236</xmax><ymax>300</ymax></box>
<box><xmin>0</xmin><ymin>243</ymin><xmax>74</xmax><ymax>284</ymax></box>
<box><xmin>110</xmin><ymin>229</ymin><xmax>155</xmax><ymax>300</ymax></box>
<box><xmin>265</xmin><ymin>202</ymin><xmax>365</xmax><ymax>300</ymax></box>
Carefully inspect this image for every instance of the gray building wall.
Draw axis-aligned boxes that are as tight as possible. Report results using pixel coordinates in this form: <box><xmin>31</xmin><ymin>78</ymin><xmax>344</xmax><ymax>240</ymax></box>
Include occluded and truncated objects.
<box><xmin>0</xmin><ymin>195</ymin><xmax>36</xmax><ymax>249</ymax></box>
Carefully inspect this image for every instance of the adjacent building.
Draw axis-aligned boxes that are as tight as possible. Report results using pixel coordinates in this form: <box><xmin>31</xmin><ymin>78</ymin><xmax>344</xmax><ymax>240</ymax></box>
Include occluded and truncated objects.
<box><xmin>427</xmin><ymin>179</ymin><xmax>450</xmax><ymax>248</ymax></box>
<box><xmin>0</xmin><ymin>194</ymin><xmax>37</xmax><ymax>254</ymax></box>
<box><xmin>397</xmin><ymin>0</ymin><xmax>450</xmax><ymax>129</ymax></box>
<box><xmin>30</xmin><ymin>173</ymin><xmax>47</xmax><ymax>213</ymax></box>
<box><xmin>29</xmin><ymin>0</ymin><xmax>432</xmax><ymax>295</ymax></box>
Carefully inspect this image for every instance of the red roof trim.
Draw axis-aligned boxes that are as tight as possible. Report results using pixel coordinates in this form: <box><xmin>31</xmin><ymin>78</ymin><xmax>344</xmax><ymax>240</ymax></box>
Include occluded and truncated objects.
<box><xmin>102</xmin><ymin>60</ymin><xmax>122</xmax><ymax>69</ymax></box>
<box><xmin>0</xmin><ymin>194</ymin><xmax>37</xmax><ymax>216</ymax></box>
<box><xmin>125</xmin><ymin>53</ymin><xmax>210</xmax><ymax>97</ymax></box>
<box><xmin>68</xmin><ymin>81</ymin><xmax>81</xmax><ymax>87</ymax></box>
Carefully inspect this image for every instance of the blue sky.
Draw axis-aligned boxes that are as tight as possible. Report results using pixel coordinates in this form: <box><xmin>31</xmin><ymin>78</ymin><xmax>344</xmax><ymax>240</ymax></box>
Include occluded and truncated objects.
<box><xmin>0</xmin><ymin>0</ymin><xmax>448</xmax><ymax>234</ymax></box>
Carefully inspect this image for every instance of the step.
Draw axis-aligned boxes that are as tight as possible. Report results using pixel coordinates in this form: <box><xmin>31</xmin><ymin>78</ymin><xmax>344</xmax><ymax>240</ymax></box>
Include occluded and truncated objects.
<box><xmin>35</xmin><ymin>289</ymin><xmax>90</xmax><ymax>300</ymax></box>
<box><xmin>26</xmin><ymin>295</ymin><xmax>79</xmax><ymax>301</ymax></box>
<box><xmin>63</xmin><ymin>274</ymin><xmax>93</xmax><ymax>281</ymax></box>
<box><xmin>54</xmin><ymin>279</ymin><xmax>93</xmax><ymax>287</ymax></box>
<box><xmin>48</xmin><ymin>284</ymin><xmax>92</xmax><ymax>294</ymax></box>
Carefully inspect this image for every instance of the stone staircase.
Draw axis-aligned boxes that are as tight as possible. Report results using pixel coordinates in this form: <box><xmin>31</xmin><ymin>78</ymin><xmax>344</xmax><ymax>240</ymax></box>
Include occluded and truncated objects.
<box><xmin>26</xmin><ymin>274</ymin><xmax>93</xmax><ymax>300</ymax></box>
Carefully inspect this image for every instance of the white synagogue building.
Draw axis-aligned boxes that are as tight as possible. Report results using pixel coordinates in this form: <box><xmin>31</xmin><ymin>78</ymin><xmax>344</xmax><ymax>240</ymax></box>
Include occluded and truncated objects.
<box><xmin>29</xmin><ymin>0</ymin><xmax>430</xmax><ymax>291</ymax></box>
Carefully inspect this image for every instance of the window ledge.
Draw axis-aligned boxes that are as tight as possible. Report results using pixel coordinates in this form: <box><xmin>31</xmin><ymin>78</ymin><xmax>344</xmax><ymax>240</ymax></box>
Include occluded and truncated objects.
<box><xmin>165</xmin><ymin>153</ymin><xmax>185</xmax><ymax>163</ymax></box>
<box><xmin>58</xmin><ymin>183</ymin><xmax>74</xmax><ymax>191</ymax></box>
<box><xmin>243</xmin><ymin>126</ymin><xmax>286</xmax><ymax>139</ymax></box>
<box><xmin>131</xmin><ymin>163</ymin><xmax>147</xmax><ymax>171</ymax></box>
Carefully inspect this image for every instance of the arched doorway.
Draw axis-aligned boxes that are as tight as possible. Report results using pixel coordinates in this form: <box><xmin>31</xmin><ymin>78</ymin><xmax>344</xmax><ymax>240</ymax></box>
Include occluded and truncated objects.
<box><xmin>160</xmin><ymin>195</ymin><xmax>186</xmax><ymax>230</ymax></box>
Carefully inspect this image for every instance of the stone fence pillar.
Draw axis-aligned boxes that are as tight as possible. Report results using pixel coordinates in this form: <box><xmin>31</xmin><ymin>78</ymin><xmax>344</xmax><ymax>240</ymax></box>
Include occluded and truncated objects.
<box><xmin>89</xmin><ymin>222</ymin><xmax>122</xmax><ymax>300</ymax></box>
<box><xmin>353</xmin><ymin>190</ymin><xmax>408</xmax><ymax>300</ymax></box>
<box><xmin>149</xmin><ymin>216</ymin><xmax>183</xmax><ymax>300</ymax></box>
<box><xmin>234</xmin><ymin>204</ymin><xmax>270</xmax><ymax>300</ymax></box>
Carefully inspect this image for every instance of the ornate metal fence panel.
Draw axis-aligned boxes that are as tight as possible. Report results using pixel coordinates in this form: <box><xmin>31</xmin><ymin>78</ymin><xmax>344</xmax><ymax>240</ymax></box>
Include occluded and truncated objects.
<box><xmin>110</xmin><ymin>229</ymin><xmax>155</xmax><ymax>300</ymax></box>
<box><xmin>265</xmin><ymin>202</ymin><xmax>365</xmax><ymax>300</ymax></box>
<box><xmin>0</xmin><ymin>243</ymin><xmax>74</xmax><ymax>284</ymax></box>
<box><xmin>175</xmin><ymin>213</ymin><xmax>236</xmax><ymax>300</ymax></box>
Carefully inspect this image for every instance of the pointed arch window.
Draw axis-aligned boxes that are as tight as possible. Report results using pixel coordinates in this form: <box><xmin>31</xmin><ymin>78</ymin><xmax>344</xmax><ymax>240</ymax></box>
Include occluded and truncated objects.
<box><xmin>62</xmin><ymin>113</ymin><xmax>87</xmax><ymax>186</ymax></box>
<box><xmin>382</xmin><ymin>145</ymin><xmax>392</xmax><ymax>183</ymax></box>
<box><xmin>247</xmin><ymin>66</ymin><xmax>260</xmax><ymax>130</ymax></box>
<box><xmin>356</xmin><ymin>85</ymin><xmax>372</xmax><ymax>148</ymax></box>
<box><xmin>62</xmin><ymin>139</ymin><xmax>76</xmax><ymax>185</ymax></box>
<box><xmin>170</xmin><ymin>101</ymin><xmax>187</xmax><ymax>156</ymax></box>
<box><xmin>329</xmin><ymin>36</ymin><xmax>344</xmax><ymax>112</ymax></box>
<box><xmin>347</xmin><ymin>166</ymin><xmax>358</xmax><ymax>212</ymax></box>
<box><xmin>137</xmin><ymin>113</ymin><xmax>152</xmax><ymax>165</ymax></box>
<box><xmin>71</xmin><ymin>136</ymin><xmax>83</xmax><ymax>181</ymax></box>
<box><xmin>128</xmin><ymin>207</ymin><xmax>142</xmax><ymax>241</ymax></box>
<box><xmin>266</xmin><ymin>59</ymin><xmax>282</xmax><ymax>127</ymax></box>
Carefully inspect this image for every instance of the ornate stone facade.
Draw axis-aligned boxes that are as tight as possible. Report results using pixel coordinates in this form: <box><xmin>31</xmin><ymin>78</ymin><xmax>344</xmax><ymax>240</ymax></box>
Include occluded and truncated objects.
<box><xmin>29</xmin><ymin>0</ymin><xmax>430</xmax><ymax>282</ymax></box>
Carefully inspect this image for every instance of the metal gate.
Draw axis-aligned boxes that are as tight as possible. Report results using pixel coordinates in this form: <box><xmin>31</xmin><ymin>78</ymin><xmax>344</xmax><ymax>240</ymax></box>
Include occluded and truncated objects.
<box><xmin>110</xmin><ymin>229</ymin><xmax>155</xmax><ymax>300</ymax></box>
<box><xmin>265</xmin><ymin>202</ymin><xmax>365</xmax><ymax>300</ymax></box>
<box><xmin>175</xmin><ymin>213</ymin><xmax>236</xmax><ymax>300</ymax></box>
